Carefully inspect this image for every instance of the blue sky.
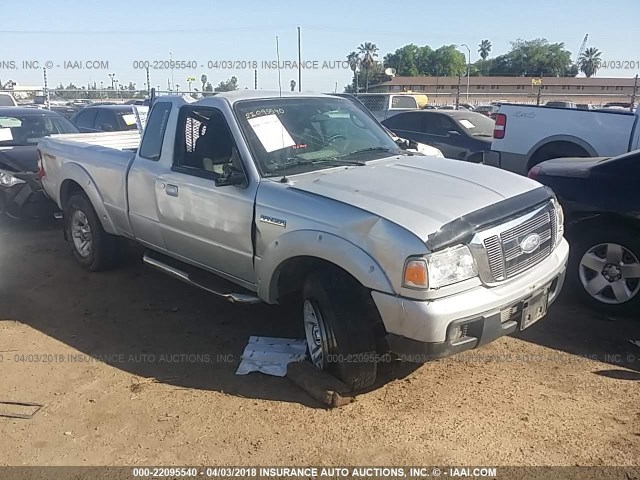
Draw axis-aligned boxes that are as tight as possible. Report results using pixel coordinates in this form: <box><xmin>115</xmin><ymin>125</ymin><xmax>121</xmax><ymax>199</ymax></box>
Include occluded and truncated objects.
<box><xmin>1</xmin><ymin>0</ymin><xmax>638</xmax><ymax>93</ymax></box>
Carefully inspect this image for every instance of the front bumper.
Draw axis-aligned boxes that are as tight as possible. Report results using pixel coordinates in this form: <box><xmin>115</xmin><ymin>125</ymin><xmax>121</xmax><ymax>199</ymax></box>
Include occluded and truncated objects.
<box><xmin>373</xmin><ymin>238</ymin><xmax>569</xmax><ymax>362</ymax></box>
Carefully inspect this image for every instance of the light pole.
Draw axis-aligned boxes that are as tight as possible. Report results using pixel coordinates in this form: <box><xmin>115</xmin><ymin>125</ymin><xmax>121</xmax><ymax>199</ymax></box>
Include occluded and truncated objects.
<box><xmin>108</xmin><ymin>73</ymin><xmax>116</xmax><ymax>92</ymax></box>
<box><xmin>169</xmin><ymin>51</ymin><xmax>174</xmax><ymax>91</ymax></box>
<box><xmin>461</xmin><ymin>44</ymin><xmax>471</xmax><ymax>103</ymax></box>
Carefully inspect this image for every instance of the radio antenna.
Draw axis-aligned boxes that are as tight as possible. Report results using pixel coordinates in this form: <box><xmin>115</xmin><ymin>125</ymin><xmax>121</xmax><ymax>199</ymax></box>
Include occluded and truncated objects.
<box><xmin>276</xmin><ymin>35</ymin><xmax>282</xmax><ymax>97</ymax></box>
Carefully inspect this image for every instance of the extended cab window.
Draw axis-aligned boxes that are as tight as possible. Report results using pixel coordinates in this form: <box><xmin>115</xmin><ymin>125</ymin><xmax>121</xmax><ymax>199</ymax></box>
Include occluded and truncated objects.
<box><xmin>139</xmin><ymin>102</ymin><xmax>171</xmax><ymax>161</ymax></box>
<box><xmin>173</xmin><ymin>106</ymin><xmax>244</xmax><ymax>180</ymax></box>
<box><xmin>391</xmin><ymin>96</ymin><xmax>418</xmax><ymax>109</ymax></box>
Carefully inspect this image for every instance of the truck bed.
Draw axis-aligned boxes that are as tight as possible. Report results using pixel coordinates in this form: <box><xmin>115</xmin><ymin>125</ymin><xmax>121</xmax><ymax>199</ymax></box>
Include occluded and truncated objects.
<box><xmin>489</xmin><ymin>104</ymin><xmax>639</xmax><ymax>174</ymax></box>
<box><xmin>38</xmin><ymin>131</ymin><xmax>141</xmax><ymax>236</ymax></box>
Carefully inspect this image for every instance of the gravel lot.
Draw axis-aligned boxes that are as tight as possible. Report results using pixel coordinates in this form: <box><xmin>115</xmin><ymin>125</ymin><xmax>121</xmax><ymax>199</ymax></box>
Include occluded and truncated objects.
<box><xmin>0</xmin><ymin>216</ymin><xmax>638</xmax><ymax>466</ymax></box>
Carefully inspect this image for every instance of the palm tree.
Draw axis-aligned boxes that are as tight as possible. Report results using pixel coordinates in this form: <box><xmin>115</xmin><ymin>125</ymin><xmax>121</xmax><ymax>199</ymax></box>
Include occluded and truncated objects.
<box><xmin>578</xmin><ymin>47</ymin><xmax>602</xmax><ymax>78</ymax></box>
<box><xmin>358</xmin><ymin>42</ymin><xmax>379</xmax><ymax>92</ymax></box>
<box><xmin>200</xmin><ymin>74</ymin><xmax>208</xmax><ymax>92</ymax></box>
<box><xmin>478</xmin><ymin>39</ymin><xmax>492</xmax><ymax>60</ymax></box>
<box><xmin>346</xmin><ymin>51</ymin><xmax>360</xmax><ymax>92</ymax></box>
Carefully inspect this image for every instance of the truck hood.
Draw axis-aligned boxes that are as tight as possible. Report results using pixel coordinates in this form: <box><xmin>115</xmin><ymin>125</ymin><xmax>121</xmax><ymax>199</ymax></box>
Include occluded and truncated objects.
<box><xmin>289</xmin><ymin>155</ymin><xmax>541</xmax><ymax>241</ymax></box>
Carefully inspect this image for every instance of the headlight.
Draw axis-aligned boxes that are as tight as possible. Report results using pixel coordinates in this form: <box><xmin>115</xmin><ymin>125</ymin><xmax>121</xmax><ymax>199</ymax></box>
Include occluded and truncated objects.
<box><xmin>403</xmin><ymin>245</ymin><xmax>478</xmax><ymax>290</ymax></box>
<box><xmin>551</xmin><ymin>197</ymin><xmax>564</xmax><ymax>244</ymax></box>
<box><xmin>0</xmin><ymin>170</ymin><xmax>25</xmax><ymax>188</ymax></box>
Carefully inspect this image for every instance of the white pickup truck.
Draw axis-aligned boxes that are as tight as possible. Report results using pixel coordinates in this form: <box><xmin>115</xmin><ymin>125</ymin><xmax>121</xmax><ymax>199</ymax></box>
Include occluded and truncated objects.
<box><xmin>38</xmin><ymin>91</ymin><xmax>568</xmax><ymax>390</ymax></box>
<box><xmin>485</xmin><ymin>104</ymin><xmax>640</xmax><ymax>175</ymax></box>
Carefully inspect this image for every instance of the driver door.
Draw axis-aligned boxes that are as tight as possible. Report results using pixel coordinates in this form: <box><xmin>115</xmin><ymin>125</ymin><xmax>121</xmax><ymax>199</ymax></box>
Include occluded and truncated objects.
<box><xmin>155</xmin><ymin>106</ymin><xmax>257</xmax><ymax>285</ymax></box>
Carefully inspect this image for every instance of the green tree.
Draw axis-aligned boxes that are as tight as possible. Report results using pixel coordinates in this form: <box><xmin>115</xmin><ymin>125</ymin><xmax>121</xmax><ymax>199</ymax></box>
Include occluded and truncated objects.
<box><xmin>478</xmin><ymin>40</ymin><xmax>492</xmax><ymax>61</ymax></box>
<box><xmin>487</xmin><ymin>38</ymin><xmax>574</xmax><ymax>77</ymax></box>
<box><xmin>290</xmin><ymin>79</ymin><xmax>296</xmax><ymax>92</ymax></box>
<box><xmin>578</xmin><ymin>47</ymin><xmax>602</xmax><ymax>78</ymax></box>
<box><xmin>214</xmin><ymin>76</ymin><xmax>238</xmax><ymax>92</ymax></box>
<box><xmin>358</xmin><ymin>42</ymin><xmax>379</xmax><ymax>92</ymax></box>
<box><xmin>200</xmin><ymin>74</ymin><xmax>208</xmax><ymax>91</ymax></box>
<box><xmin>346</xmin><ymin>51</ymin><xmax>360</xmax><ymax>92</ymax></box>
<box><xmin>429</xmin><ymin>45</ymin><xmax>467</xmax><ymax>77</ymax></box>
<box><xmin>383</xmin><ymin>44</ymin><xmax>421</xmax><ymax>76</ymax></box>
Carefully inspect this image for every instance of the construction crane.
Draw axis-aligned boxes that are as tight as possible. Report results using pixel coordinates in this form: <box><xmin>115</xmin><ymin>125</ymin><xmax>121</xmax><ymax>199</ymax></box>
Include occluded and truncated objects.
<box><xmin>576</xmin><ymin>34</ymin><xmax>589</xmax><ymax>62</ymax></box>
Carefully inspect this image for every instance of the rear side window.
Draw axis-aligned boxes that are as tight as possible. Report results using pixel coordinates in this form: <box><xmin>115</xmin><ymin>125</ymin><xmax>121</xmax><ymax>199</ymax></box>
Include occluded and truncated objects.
<box><xmin>391</xmin><ymin>96</ymin><xmax>417</xmax><ymax>109</ymax></box>
<box><xmin>74</xmin><ymin>109</ymin><xmax>97</xmax><ymax>129</ymax></box>
<box><xmin>139</xmin><ymin>102</ymin><xmax>172</xmax><ymax>161</ymax></box>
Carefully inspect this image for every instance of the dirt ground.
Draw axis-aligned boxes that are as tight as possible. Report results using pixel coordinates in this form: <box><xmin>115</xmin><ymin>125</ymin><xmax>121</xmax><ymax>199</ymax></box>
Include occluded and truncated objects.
<box><xmin>0</xmin><ymin>216</ymin><xmax>638</xmax><ymax>467</ymax></box>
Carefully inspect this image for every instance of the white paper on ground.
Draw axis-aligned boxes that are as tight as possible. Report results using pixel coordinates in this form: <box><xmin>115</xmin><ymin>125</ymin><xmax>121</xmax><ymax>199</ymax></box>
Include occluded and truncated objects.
<box><xmin>247</xmin><ymin>114</ymin><xmax>295</xmax><ymax>153</ymax></box>
<box><xmin>0</xmin><ymin>128</ymin><xmax>13</xmax><ymax>141</ymax></box>
<box><xmin>236</xmin><ymin>336</ymin><xmax>307</xmax><ymax>377</ymax></box>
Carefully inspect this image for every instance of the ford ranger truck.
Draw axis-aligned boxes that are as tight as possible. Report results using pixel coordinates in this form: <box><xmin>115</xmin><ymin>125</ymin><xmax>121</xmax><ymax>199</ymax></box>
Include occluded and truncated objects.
<box><xmin>38</xmin><ymin>91</ymin><xmax>569</xmax><ymax>390</ymax></box>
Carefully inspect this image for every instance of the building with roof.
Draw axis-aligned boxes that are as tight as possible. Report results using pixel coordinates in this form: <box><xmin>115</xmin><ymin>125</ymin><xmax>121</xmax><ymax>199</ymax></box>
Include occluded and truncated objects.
<box><xmin>368</xmin><ymin>76</ymin><xmax>638</xmax><ymax>106</ymax></box>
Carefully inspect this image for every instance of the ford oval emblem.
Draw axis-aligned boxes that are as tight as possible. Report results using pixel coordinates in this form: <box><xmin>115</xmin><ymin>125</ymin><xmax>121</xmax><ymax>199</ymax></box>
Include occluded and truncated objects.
<box><xmin>520</xmin><ymin>233</ymin><xmax>541</xmax><ymax>254</ymax></box>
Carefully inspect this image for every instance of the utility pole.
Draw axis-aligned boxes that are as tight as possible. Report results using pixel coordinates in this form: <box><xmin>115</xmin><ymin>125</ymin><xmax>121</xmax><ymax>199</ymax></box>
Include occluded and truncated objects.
<box><xmin>254</xmin><ymin>69</ymin><xmax>258</xmax><ymax>90</ymax></box>
<box><xmin>455</xmin><ymin>74</ymin><xmax>461</xmax><ymax>109</ymax></box>
<box><xmin>42</xmin><ymin>68</ymin><xmax>50</xmax><ymax>110</ymax></box>
<box><xmin>297</xmin><ymin>26</ymin><xmax>302</xmax><ymax>92</ymax></box>
<box><xmin>146</xmin><ymin>67</ymin><xmax>151</xmax><ymax>96</ymax></box>
<box><xmin>536</xmin><ymin>79</ymin><xmax>543</xmax><ymax>106</ymax></box>
<box><xmin>461</xmin><ymin>43</ymin><xmax>471</xmax><ymax>102</ymax></box>
<box><xmin>630</xmin><ymin>74</ymin><xmax>638</xmax><ymax>112</ymax></box>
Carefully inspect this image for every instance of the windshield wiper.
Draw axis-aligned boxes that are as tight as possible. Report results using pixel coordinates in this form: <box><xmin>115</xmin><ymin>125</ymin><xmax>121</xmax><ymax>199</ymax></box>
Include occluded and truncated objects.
<box><xmin>272</xmin><ymin>157</ymin><xmax>365</xmax><ymax>173</ymax></box>
<box><xmin>335</xmin><ymin>147</ymin><xmax>394</xmax><ymax>158</ymax></box>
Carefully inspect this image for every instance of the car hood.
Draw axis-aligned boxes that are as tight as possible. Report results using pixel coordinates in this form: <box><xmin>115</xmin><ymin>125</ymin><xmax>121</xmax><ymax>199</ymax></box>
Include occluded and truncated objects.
<box><xmin>538</xmin><ymin>157</ymin><xmax>606</xmax><ymax>178</ymax></box>
<box><xmin>0</xmin><ymin>146</ymin><xmax>38</xmax><ymax>172</ymax></box>
<box><xmin>289</xmin><ymin>155</ymin><xmax>541</xmax><ymax>241</ymax></box>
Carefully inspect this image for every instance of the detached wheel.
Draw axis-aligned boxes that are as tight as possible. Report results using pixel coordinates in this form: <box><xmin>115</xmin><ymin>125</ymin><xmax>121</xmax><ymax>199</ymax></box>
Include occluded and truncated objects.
<box><xmin>302</xmin><ymin>269</ymin><xmax>378</xmax><ymax>391</ymax></box>
<box><xmin>64</xmin><ymin>193</ymin><xmax>121</xmax><ymax>271</ymax></box>
<box><xmin>568</xmin><ymin>224</ymin><xmax>640</xmax><ymax>313</ymax></box>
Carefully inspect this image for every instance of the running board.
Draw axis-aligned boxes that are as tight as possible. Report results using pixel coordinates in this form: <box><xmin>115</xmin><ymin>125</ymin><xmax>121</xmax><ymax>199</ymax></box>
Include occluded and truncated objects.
<box><xmin>143</xmin><ymin>252</ymin><xmax>262</xmax><ymax>304</ymax></box>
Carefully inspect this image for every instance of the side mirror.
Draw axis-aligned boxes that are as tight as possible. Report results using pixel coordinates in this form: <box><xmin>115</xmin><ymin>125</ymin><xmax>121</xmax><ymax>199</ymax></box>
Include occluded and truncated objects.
<box><xmin>215</xmin><ymin>171</ymin><xmax>246</xmax><ymax>187</ymax></box>
<box><xmin>394</xmin><ymin>137</ymin><xmax>411</xmax><ymax>150</ymax></box>
<box><xmin>100</xmin><ymin>123</ymin><xmax>114</xmax><ymax>132</ymax></box>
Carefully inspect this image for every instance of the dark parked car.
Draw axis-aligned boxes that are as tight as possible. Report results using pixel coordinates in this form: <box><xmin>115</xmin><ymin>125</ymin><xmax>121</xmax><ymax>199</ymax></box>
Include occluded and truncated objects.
<box><xmin>529</xmin><ymin>151</ymin><xmax>640</xmax><ymax>313</ymax></box>
<box><xmin>382</xmin><ymin>110</ymin><xmax>494</xmax><ymax>163</ymax></box>
<box><xmin>70</xmin><ymin>105</ymin><xmax>137</xmax><ymax>133</ymax></box>
<box><xmin>0</xmin><ymin>107</ymin><xmax>79</xmax><ymax>219</ymax></box>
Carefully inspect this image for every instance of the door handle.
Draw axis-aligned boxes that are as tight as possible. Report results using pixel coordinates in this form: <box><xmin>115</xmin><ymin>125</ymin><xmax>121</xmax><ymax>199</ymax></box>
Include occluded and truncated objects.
<box><xmin>165</xmin><ymin>184</ymin><xmax>179</xmax><ymax>197</ymax></box>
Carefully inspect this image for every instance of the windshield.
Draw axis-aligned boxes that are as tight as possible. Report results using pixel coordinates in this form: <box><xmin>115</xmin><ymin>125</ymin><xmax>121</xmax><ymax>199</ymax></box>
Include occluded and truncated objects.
<box><xmin>0</xmin><ymin>114</ymin><xmax>79</xmax><ymax>146</ymax></box>
<box><xmin>455</xmin><ymin>114</ymin><xmax>495</xmax><ymax>136</ymax></box>
<box><xmin>234</xmin><ymin>97</ymin><xmax>402</xmax><ymax>177</ymax></box>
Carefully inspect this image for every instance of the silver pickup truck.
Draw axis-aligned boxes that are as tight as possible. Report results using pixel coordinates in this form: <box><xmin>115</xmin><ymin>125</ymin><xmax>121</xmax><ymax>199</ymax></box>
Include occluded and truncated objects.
<box><xmin>38</xmin><ymin>91</ymin><xmax>569</xmax><ymax>390</ymax></box>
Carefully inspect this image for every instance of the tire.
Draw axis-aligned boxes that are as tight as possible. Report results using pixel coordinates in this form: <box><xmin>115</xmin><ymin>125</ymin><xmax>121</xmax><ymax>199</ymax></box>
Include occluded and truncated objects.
<box><xmin>567</xmin><ymin>223</ymin><xmax>640</xmax><ymax>314</ymax></box>
<box><xmin>302</xmin><ymin>269</ymin><xmax>378</xmax><ymax>391</ymax></box>
<box><xmin>64</xmin><ymin>193</ymin><xmax>121</xmax><ymax>271</ymax></box>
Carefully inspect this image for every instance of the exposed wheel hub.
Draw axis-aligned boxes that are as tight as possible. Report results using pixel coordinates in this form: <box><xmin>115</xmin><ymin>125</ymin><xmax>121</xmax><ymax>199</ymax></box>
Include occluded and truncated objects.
<box><xmin>602</xmin><ymin>263</ymin><xmax>622</xmax><ymax>282</ymax></box>
<box><xmin>303</xmin><ymin>299</ymin><xmax>328</xmax><ymax>370</ymax></box>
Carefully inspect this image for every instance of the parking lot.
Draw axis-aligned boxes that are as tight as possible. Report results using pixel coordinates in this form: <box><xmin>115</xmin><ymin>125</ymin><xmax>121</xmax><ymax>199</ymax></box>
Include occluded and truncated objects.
<box><xmin>0</xmin><ymin>216</ymin><xmax>638</xmax><ymax>466</ymax></box>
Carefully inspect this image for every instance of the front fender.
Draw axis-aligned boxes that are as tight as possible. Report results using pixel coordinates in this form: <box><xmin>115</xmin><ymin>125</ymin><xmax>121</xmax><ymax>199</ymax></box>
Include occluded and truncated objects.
<box><xmin>59</xmin><ymin>162</ymin><xmax>118</xmax><ymax>235</ymax></box>
<box><xmin>256</xmin><ymin>230</ymin><xmax>394</xmax><ymax>303</ymax></box>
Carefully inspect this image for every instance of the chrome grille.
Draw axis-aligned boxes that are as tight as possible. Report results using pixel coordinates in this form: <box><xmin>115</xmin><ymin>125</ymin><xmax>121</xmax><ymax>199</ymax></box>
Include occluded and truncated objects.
<box><xmin>481</xmin><ymin>203</ymin><xmax>555</xmax><ymax>282</ymax></box>
<box><xmin>484</xmin><ymin>235</ymin><xmax>505</xmax><ymax>281</ymax></box>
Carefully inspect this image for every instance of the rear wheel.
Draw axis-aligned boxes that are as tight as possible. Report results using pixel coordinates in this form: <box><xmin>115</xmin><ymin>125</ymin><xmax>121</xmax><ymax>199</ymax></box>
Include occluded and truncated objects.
<box><xmin>64</xmin><ymin>193</ymin><xmax>121</xmax><ymax>271</ymax></box>
<box><xmin>568</xmin><ymin>224</ymin><xmax>640</xmax><ymax>313</ymax></box>
<box><xmin>302</xmin><ymin>269</ymin><xmax>378</xmax><ymax>391</ymax></box>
